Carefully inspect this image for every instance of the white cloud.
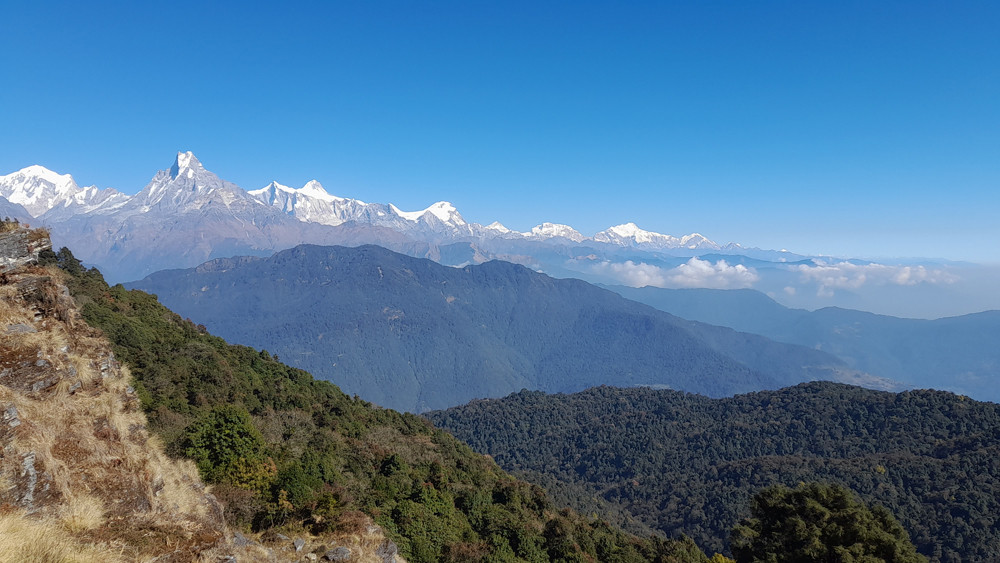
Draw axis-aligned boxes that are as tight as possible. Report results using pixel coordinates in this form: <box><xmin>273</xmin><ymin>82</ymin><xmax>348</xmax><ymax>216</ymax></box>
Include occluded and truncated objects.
<box><xmin>796</xmin><ymin>260</ymin><xmax>957</xmax><ymax>297</ymax></box>
<box><xmin>592</xmin><ymin>258</ymin><xmax>759</xmax><ymax>290</ymax></box>
<box><xmin>596</xmin><ymin>260</ymin><xmax>670</xmax><ymax>287</ymax></box>
<box><xmin>667</xmin><ymin>258</ymin><xmax>759</xmax><ymax>289</ymax></box>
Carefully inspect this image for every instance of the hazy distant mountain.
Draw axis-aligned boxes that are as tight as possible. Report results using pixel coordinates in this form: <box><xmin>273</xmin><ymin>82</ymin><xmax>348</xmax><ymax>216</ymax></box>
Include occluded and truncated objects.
<box><xmin>128</xmin><ymin>244</ymin><xmax>890</xmax><ymax>412</ymax></box>
<box><xmin>0</xmin><ymin>196</ymin><xmax>31</xmax><ymax>223</ymax></box>
<box><xmin>606</xmin><ymin>285</ymin><xmax>1000</xmax><ymax>402</ymax></box>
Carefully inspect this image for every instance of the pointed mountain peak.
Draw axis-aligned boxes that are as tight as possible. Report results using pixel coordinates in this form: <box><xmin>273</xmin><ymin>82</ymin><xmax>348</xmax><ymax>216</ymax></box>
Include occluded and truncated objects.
<box><xmin>299</xmin><ymin>180</ymin><xmax>330</xmax><ymax>197</ymax></box>
<box><xmin>485</xmin><ymin>221</ymin><xmax>511</xmax><ymax>233</ymax></box>
<box><xmin>169</xmin><ymin>151</ymin><xmax>205</xmax><ymax>179</ymax></box>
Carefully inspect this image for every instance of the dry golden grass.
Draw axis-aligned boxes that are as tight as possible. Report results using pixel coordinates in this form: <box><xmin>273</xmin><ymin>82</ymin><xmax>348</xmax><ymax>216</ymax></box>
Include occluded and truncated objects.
<box><xmin>193</xmin><ymin>542</ymin><xmax>274</xmax><ymax>563</ymax></box>
<box><xmin>26</xmin><ymin>227</ymin><xmax>51</xmax><ymax>244</ymax></box>
<box><xmin>68</xmin><ymin>353</ymin><xmax>102</xmax><ymax>386</ymax></box>
<box><xmin>0</xmin><ymin>292</ymin><xmax>32</xmax><ymax>326</ymax></box>
<box><xmin>0</xmin><ymin>511</ymin><xmax>124</xmax><ymax>563</ymax></box>
<box><xmin>60</xmin><ymin>493</ymin><xmax>106</xmax><ymax>533</ymax></box>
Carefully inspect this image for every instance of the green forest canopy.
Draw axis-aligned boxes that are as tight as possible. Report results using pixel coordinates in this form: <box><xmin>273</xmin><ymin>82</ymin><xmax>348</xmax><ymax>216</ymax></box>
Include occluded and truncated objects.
<box><xmin>427</xmin><ymin>384</ymin><xmax>1000</xmax><ymax>562</ymax></box>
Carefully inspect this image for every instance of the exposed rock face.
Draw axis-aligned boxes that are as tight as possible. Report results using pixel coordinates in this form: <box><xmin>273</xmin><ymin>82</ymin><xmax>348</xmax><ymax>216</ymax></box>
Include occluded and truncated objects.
<box><xmin>0</xmin><ymin>224</ymin><xmax>51</xmax><ymax>273</ymax></box>
<box><xmin>375</xmin><ymin>539</ymin><xmax>402</xmax><ymax>563</ymax></box>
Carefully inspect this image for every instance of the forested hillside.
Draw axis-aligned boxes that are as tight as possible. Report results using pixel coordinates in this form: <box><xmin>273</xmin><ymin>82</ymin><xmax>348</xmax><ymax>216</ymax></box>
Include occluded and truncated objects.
<box><xmin>57</xmin><ymin>248</ymin><xmax>713</xmax><ymax>563</ymax></box>
<box><xmin>427</xmin><ymin>383</ymin><xmax>1000</xmax><ymax>562</ymax></box>
<box><xmin>127</xmin><ymin>243</ymin><xmax>885</xmax><ymax>412</ymax></box>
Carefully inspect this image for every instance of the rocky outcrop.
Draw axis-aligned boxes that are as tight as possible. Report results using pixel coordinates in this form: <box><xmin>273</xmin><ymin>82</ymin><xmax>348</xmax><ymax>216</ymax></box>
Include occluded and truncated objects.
<box><xmin>0</xmin><ymin>223</ymin><xmax>51</xmax><ymax>273</ymax></box>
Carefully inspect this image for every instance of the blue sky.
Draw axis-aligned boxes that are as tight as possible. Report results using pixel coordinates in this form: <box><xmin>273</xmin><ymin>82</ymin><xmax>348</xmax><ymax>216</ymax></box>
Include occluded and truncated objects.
<box><xmin>2</xmin><ymin>1</ymin><xmax>998</xmax><ymax>261</ymax></box>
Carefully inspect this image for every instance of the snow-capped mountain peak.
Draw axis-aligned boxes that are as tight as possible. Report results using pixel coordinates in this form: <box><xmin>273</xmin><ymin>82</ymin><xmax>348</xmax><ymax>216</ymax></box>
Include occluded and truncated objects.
<box><xmin>0</xmin><ymin>165</ymin><xmax>87</xmax><ymax>217</ymax></box>
<box><xmin>266</xmin><ymin>180</ymin><xmax>295</xmax><ymax>193</ymax></box>
<box><xmin>14</xmin><ymin>165</ymin><xmax>76</xmax><ymax>188</ymax></box>
<box><xmin>132</xmin><ymin>152</ymin><xmax>248</xmax><ymax>211</ymax></box>
<box><xmin>484</xmin><ymin>221</ymin><xmax>512</xmax><ymax>234</ymax></box>
<box><xmin>528</xmin><ymin>222</ymin><xmax>585</xmax><ymax>242</ymax></box>
<box><xmin>299</xmin><ymin>180</ymin><xmax>336</xmax><ymax>200</ymax></box>
<box><xmin>594</xmin><ymin>223</ymin><xmax>719</xmax><ymax>250</ymax></box>
<box><xmin>169</xmin><ymin>151</ymin><xmax>205</xmax><ymax>179</ymax></box>
<box><xmin>247</xmin><ymin>181</ymin><xmax>295</xmax><ymax>209</ymax></box>
<box><xmin>423</xmin><ymin>201</ymin><xmax>464</xmax><ymax>224</ymax></box>
<box><xmin>603</xmin><ymin>222</ymin><xmax>656</xmax><ymax>242</ymax></box>
<box><xmin>389</xmin><ymin>201</ymin><xmax>464</xmax><ymax>224</ymax></box>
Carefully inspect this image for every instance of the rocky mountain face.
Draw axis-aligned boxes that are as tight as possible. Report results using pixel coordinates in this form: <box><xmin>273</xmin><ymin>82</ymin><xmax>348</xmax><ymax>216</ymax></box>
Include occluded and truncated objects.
<box><xmin>0</xmin><ymin>222</ymin><xmax>51</xmax><ymax>273</ymax></box>
<box><xmin>128</xmin><ymin>243</ymin><xmax>890</xmax><ymax>413</ymax></box>
<box><xmin>0</xmin><ymin>196</ymin><xmax>32</xmax><ymax>224</ymax></box>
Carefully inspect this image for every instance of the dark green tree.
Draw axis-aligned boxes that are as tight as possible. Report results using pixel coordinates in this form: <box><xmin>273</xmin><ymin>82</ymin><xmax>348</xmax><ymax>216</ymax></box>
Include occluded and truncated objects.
<box><xmin>183</xmin><ymin>405</ymin><xmax>274</xmax><ymax>490</ymax></box>
<box><xmin>730</xmin><ymin>482</ymin><xmax>926</xmax><ymax>563</ymax></box>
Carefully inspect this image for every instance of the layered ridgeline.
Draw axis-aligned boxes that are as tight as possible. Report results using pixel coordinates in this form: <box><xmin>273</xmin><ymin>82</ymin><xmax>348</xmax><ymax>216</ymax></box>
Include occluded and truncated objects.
<box><xmin>426</xmin><ymin>384</ymin><xmax>1000</xmax><ymax>561</ymax></box>
<box><xmin>126</xmin><ymin>244</ymin><xmax>891</xmax><ymax>413</ymax></box>
<box><xmin>55</xmin><ymin>246</ymin><xmax>716</xmax><ymax>563</ymax></box>
<box><xmin>604</xmin><ymin>286</ymin><xmax>1000</xmax><ymax>403</ymax></box>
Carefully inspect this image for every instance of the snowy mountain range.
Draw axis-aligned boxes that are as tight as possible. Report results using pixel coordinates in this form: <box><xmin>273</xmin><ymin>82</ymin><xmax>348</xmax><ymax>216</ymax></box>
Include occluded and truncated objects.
<box><xmin>0</xmin><ymin>152</ymin><xmax>736</xmax><ymax>280</ymax></box>
<box><xmin>0</xmin><ymin>151</ymin><xmax>986</xmax><ymax>318</ymax></box>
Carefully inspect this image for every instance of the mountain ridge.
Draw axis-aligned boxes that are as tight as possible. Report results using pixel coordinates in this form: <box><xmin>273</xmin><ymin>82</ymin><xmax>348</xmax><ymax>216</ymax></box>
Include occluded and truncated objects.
<box><xmin>127</xmin><ymin>243</ymin><xmax>893</xmax><ymax>412</ymax></box>
<box><xmin>605</xmin><ymin>284</ymin><xmax>1000</xmax><ymax>402</ymax></box>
